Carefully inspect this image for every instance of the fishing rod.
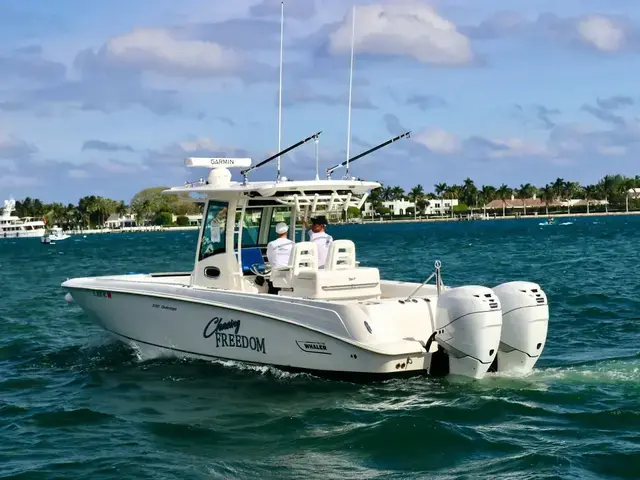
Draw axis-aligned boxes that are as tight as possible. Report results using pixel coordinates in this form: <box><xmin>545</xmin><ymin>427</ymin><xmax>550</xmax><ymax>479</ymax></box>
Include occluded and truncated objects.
<box><xmin>241</xmin><ymin>130</ymin><xmax>323</xmax><ymax>183</ymax></box>
<box><xmin>326</xmin><ymin>130</ymin><xmax>411</xmax><ymax>178</ymax></box>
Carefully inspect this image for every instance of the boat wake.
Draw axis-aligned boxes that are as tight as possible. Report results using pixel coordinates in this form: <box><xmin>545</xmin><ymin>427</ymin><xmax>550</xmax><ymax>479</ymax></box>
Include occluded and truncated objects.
<box><xmin>479</xmin><ymin>353</ymin><xmax>640</xmax><ymax>391</ymax></box>
<box><xmin>539</xmin><ymin>221</ymin><xmax>574</xmax><ymax>226</ymax></box>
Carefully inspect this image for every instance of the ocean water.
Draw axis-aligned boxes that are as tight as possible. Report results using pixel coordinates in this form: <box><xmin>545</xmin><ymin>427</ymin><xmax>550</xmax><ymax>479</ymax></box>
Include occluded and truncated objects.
<box><xmin>1</xmin><ymin>216</ymin><xmax>639</xmax><ymax>479</ymax></box>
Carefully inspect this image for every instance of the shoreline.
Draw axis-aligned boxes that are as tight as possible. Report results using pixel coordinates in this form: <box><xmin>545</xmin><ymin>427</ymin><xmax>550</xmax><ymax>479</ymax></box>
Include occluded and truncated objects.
<box><xmin>60</xmin><ymin>210</ymin><xmax>640</xmax><ymax>235</ymax></box>
<box><xmin>355</xmin><ymin>210</ymin><xmax>640</xmax><ymax>225</ymax></box>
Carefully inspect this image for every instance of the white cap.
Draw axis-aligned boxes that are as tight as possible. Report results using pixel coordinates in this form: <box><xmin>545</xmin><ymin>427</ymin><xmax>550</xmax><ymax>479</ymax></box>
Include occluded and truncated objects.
<box><xmin>275</xmin><ymin>222</ymin><xmax>289</xmax><ymax>234</ymax></box>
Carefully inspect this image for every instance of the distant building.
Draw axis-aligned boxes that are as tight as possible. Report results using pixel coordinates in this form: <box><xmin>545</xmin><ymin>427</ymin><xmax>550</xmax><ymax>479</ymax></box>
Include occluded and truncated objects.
<box><xmin>104</xmin><ymin>213</ymin><xmax>137</xmax><ymax>228</ymax></box>
<box><xmin>484</xmin><ymin>194</ymin><xmax>608</xmax><ymax>210</ymax></box>
<box><xmin>172</xmin><ymin>214</ymin><xmax>202</xmax><ymax>226</ymax></box>
<box><xmin>628</xmin><ymin>188</ymin><xmax>640</xmax><ymax>198</ymax></box>
<box><xmin>362</xmin><ymin>198</ymin><xmax>458</xmax><ymax>216</ymax></box>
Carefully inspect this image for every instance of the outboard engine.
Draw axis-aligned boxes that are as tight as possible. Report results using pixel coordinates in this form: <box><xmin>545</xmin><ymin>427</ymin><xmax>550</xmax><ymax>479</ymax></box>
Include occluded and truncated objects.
<box><xmin>431</xmin><ymin>286</ymin><xmax>503</xmax><ymax>379</ymax></box>
<box><xmin>491</xmin><ymin>281</ymin><xmax>549</xmax><ymax>374</ymax></box>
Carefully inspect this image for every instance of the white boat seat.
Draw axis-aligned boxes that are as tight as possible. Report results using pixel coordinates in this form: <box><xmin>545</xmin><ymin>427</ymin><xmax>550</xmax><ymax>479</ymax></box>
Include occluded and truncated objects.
<box><xmin>324</xmin><ymin>239</ymin><xmax>356</xmax><ymax>270</ymax></box>
<box><xmin>274</xmin><ymin>239</ymin><xmax>381</xmax><ymax>300</ymax></box>
<box><xmin>270</xmin><ymin>241</ymin><xmax>318</xmax><ymax>290</ymax></box>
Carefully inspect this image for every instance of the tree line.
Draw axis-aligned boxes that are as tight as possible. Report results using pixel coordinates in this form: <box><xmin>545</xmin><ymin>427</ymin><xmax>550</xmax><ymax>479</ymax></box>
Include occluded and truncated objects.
<box><xmin>9</xmin><ymin>187</ymin><xmax>202</xmax><ymax>229</ymax></box>
<box><xmin>7</xmin><ymin>173</ymin><xmax>640</xmax><ymax>226</ymax></box>
<box><xmin>365</xmin><ymin>174</ymin><xmax>640</xmax><ymax>215</ymax></box>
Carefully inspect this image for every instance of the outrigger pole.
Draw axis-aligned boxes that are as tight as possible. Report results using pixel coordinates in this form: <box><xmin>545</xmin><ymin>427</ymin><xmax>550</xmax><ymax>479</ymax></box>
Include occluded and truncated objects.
<box><xmin>241</xmin><ymin>131</ymin><xmax>323</xmax><ymax>184</ymax></box>
<box><xmin>326</xmin><ymin>130</ymin><xmax>411</xmax><ymax>178</ymax></box>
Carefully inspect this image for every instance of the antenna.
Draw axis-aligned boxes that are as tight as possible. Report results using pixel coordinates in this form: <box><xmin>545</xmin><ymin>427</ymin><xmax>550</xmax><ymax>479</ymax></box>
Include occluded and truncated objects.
<box><xmin>276</xmin><ymin>1</ymin><xmax>284</xmax><ymax>182</ymax></box>
<box><xmin>345</xmin><ymin>5</ymin><xmax>356</xmax><ymax>179</ymax></box>
<box><xmin>241</xmin><ymin>131</ymin><xmax>323</xmax><ymax>182</ymax></box>
<box><xmin>326</xmin><ymin>131</ymin><xmax>411</xmax><ymax>177</ymax></box>
<box><xmin>314</xmin><ymin>135</ymin><xmax>319</xmax><ymax>180</ymax></box>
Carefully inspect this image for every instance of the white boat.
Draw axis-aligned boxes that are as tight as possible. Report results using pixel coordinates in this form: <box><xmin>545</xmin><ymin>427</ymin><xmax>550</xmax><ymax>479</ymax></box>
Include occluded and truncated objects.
<box><xmin>1</xmin><ymin>198</ymin><xmax>46</xmax><ymax>239</ymax></box>
<box><xmin>60</xmin><ymin>4</ymin><xmax>549</xmax><ymax>381</ymax></box>
<box><xmin>41</xmin><ymin>226</ymin><xmax>71</xmax><ymax>243</ymax></box>
<box><xmin>61</xmin><ymin>153</ymin><xmax>550</xmax><ymax>380</ymax></box>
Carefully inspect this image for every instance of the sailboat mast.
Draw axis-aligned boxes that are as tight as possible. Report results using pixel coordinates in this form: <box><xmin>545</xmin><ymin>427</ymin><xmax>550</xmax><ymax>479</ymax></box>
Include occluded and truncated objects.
<box><xmin>277</xmin><ymin>1</ymin><xmax>284</xmax><ymax>181</ymax></box>
<box><xmin>345</xmin><ymin>5</ymin><xmax>356</xmax><ymax>179</ymax></box>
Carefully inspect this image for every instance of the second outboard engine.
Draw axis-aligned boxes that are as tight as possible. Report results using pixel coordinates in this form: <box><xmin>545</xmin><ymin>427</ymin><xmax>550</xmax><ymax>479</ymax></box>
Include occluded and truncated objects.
<box><xmin>492</xmin><ymin>281</ymin><xmax>549</xmax><ymax>374</ymax></box>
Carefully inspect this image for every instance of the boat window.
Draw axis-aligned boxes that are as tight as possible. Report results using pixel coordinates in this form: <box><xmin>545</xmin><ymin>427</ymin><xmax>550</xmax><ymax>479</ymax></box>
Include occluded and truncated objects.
<box><xmin>234</xmin><ymin>208</ymin><xmax>263</xmax><ymax>247</ymax></box>
<box><xmin>199</xmin><ymin>201</ymin><xmax>229</xmax><ymax>261</ymax></box>
<box><xmin>267</xmin><ymin>207</ymin><xmax>292</xmax><ymax>242</ymax></box>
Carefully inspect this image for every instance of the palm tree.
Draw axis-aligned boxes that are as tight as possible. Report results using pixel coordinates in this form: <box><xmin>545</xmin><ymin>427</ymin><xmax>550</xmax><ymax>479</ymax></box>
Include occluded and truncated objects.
<box><xmin>407</xmin><ymin>185</ymin><xmax>425</xmax><ymax>218</ymax></box>
<box><xmin>462</xmin><ymin>177</ymin><xmax>478</xmax><ymax>208</ymax></box>
<box><xmin>496</xmin><ymin>184</ymin><xmax>512</xmax><ymax>217</ymax></box>
<box><xmin>540</xmin><ymin>184</ymin><xmax>555</xmax><ymax>215</ymax></box>
<box><xmin>390</xmin><ymin>186</ymin><xmax>405</xmax><ymax>201</ymax></box>
<box><xmin>434</xmin><ymin>183</ymin><xmax>447</xmax><ymax>216</ymax></box>
<box><xmin>599</xmin><ymin>175</ymin><xmax>618</xmax><ymax>213</ymax></box>
<box><xmin>563</xmin><ymin>181</ymin><xmax>580</xmax><ymax>214</ymax></box>
<box><xmin>479</xmin><ymin>185</ymin><xmax>496</xmax><ymax>217</ymax></box>
<box><xmin>583</xmin><ymin>185</ymin><xmax>598</xmax><ymax>214</ymax></box>
<box><xmin>516</xmin><ymin>183</ymin><xmax>535</xmax><ymax>216</ymax></box>
<box><xmin>380</xmin><ymin>186</ymin><xmax>393</xmax><ymax>202</ymax></box>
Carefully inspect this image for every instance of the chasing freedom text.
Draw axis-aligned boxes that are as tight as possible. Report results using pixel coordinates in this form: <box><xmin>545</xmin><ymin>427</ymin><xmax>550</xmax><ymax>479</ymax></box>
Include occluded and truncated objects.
<box><xmin>203</xmin><ymin>316</ymin><xmax>267</xmax><ymax>355</ymax></box>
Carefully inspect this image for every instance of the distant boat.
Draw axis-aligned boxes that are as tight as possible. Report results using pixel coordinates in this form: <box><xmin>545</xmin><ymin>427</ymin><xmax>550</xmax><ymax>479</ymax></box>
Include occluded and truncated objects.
<box><xmin>41</xmin><ymin>226</ymin><xmax>71</xmax><ymax>244</ymax></box>
<box><xmin>0</xmin><ymin>198</ymin><xmax>46</xmax><ymax>239</ymax></box>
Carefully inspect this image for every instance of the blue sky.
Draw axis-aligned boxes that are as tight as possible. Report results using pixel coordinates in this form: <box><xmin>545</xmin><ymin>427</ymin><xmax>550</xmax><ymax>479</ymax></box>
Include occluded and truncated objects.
<box><xmin>2</xmin><ymin>0</ymin><xmax>640</xmax><ymax>204</ymax></box>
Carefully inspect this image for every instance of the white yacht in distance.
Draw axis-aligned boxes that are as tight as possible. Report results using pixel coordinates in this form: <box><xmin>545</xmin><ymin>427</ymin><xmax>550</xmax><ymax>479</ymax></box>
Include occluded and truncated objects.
<box><xmin>61</xmin><ymin>151</ymin><xmax>550</xmax><ymax>381</ymax></box>
<box><xmin>1</xmin><ymin>198</ymin><xmax>46</xmax><ymax>239</ymax></box>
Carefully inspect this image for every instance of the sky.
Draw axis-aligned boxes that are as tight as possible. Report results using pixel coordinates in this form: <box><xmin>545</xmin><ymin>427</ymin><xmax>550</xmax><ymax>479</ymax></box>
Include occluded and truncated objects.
<box><xmin>1</xmin><ymin>0</ymin><xmax>640</xmax><ymax>204</ymax></box>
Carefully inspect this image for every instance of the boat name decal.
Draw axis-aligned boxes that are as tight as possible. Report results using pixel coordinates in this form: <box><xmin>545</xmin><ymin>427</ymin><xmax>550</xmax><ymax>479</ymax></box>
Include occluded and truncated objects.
<box><xmin>152</xmin><ymin>303</ymin><xmax>177</xmax><ymax>312</ymax></box>
<box><xmin>295</xmin><ymin>340</ymin><xmax>331</xmax><ymax>355</ymax></box>
<box><xmin>92</xmin><ymin>290</ymin><xmax>112</xmax><ymax>298</ymax></box>
<box><xmin>203</xmin><ymin>316</ymin><xmax>266</xmax><ymax>355</ymax></box>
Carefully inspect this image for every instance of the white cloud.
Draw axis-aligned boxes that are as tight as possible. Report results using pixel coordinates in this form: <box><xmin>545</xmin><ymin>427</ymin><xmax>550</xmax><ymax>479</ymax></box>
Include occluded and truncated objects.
<box><xmin>0</xmin><ymin>133</ymin><xmax>38</xmax><ymax>160</ymax></box>
<box><xmin>100</xmin><ymin>159</ymin><xmax>147</xmax><ymax>174</ymax></box>
<box><xmin>0</xmin><ymin>174</ymin><xmax>42</xmax><ymax>188</ymax></box>
<box><xmin>68</xmin><ymin>169</ymin><xmax>90</xmax><ymax>178</ymax></box>
<box><xmin>104</xmin><ymin>28</ymin><xmax>242</xmax><ymax>76</ymax></box>
<box><xmin>178</xmin><ymin>137</ymin><xmax>217</xmax><ymax>152</ymax></box>
<box><xmin>596</xmin><ymin>145</ymin><xmax>627</xmax><ymax>156</ymax></box>
<box><xmin>576</xmin><ymin>15</ymin><xmax>626</xmax><ymax>52</ymax></box>
<box><xmin>0</xmin><ymin>159</ymin><xmax>17</xmax><ymax>172</ymax></box>
<box><xmin>329</xmin><ymin>1</ymin><xmax>474</xmax><ymax>65</ymax></box>
<box><xmin>412</xmin><ymin>127</ymin><xmax>551</xmax><ymax>160</ymax></box>
<box><xmin>486</xmin><ymin>138</ymin><xmax>548</xmax><ymax>158</ymax></box>
<box><xmin>413</xmin><ymin>128</ymin><xmax>459</xmax><ymax>154</ymax></box>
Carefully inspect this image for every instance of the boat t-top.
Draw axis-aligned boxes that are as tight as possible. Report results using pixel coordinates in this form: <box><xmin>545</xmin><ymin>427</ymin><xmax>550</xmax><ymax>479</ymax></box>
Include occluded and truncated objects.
<box><xmin>1</xmin><ymin>198</ymin><xmax>46</xmax><ymax>239</ymax></box>
<box><xmin>62</xmin><ymin>135</ymin><xmax>550</xmax><ymax>380</ymax></box>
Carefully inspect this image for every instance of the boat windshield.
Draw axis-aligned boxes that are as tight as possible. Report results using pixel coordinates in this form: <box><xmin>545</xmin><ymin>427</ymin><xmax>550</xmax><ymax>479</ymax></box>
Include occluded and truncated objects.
<box><xmin>235</xmin><ymin>208</ymin><xmax>263</xmax><ymax>247</ymax></box>
<box><xmin>199</xmin><ymin>201</ymin><xmax>229</xmax><ymax>261</ymax></box>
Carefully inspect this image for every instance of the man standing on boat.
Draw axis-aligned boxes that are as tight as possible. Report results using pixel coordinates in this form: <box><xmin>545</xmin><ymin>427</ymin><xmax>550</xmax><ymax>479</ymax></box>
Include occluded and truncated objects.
<box><xmin>304</xmin><ymin>215</ymin><xmax>333</xmax><ymax>268</ymax></box>
<box><xmin>266</xmin><ymin>222</ymin><xmax>294</xmax><ymax>294</ymax></box>
<box><xmin>267</xmin><ymin>222</ymin><xmax>294</xmax><ymax>268</ymax></box>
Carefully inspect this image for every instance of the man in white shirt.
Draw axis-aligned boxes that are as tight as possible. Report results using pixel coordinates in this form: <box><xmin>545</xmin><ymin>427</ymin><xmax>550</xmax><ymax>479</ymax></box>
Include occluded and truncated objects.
<box><xmin>306</xmin><ymin>215</ymin><xmax>333</xmax><ymax>268</ymax></box>
<box><xmin>266</xmin><ymin>222</ymin><xmax>294</xmax><ymax>294</ymax></box>
<box><xmin>266</xmin><ymin>222</ymin><xmax>294</xmax><ymax>269</ymax></box>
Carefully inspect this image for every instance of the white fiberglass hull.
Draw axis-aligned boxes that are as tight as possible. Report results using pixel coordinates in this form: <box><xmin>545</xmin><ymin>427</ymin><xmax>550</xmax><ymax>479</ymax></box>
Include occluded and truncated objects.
<box><xmin>62</xmin><ymin>276</ymin><xmax>434</xmax><ymax>378</ymax></box>
<box><xmin>1</xmin><ymin>228</ymin><xmax>46</xmax><ymax>239</ymax></box>
<box><xmin>61</xmin><ymin>274</ymin><xmax>549</xmax><ymax>380</ymax></box>
<box><xmin>42</xmin><ymin>233</ymin><xmax>71</xmax><ymax>243</ymax></box>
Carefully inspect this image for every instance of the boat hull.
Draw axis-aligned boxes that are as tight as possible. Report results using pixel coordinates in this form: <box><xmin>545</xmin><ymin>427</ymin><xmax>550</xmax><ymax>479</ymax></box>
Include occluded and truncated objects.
<box><xmin>63</xmin><ymin>281</ymin><xmax>432</xmax><ymax>377</ymax></box>
<box><xmin>0</xmin><ymin>228</ymin><xmax>46</xmax><ymax>239</ymax></box>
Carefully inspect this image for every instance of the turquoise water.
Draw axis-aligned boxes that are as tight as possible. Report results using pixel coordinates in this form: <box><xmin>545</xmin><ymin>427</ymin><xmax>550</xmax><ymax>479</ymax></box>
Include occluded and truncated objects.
<box><xmin>1</xmin><ymin>217</ymin><xmax>639</xmax><ymax>479</ymax></box>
